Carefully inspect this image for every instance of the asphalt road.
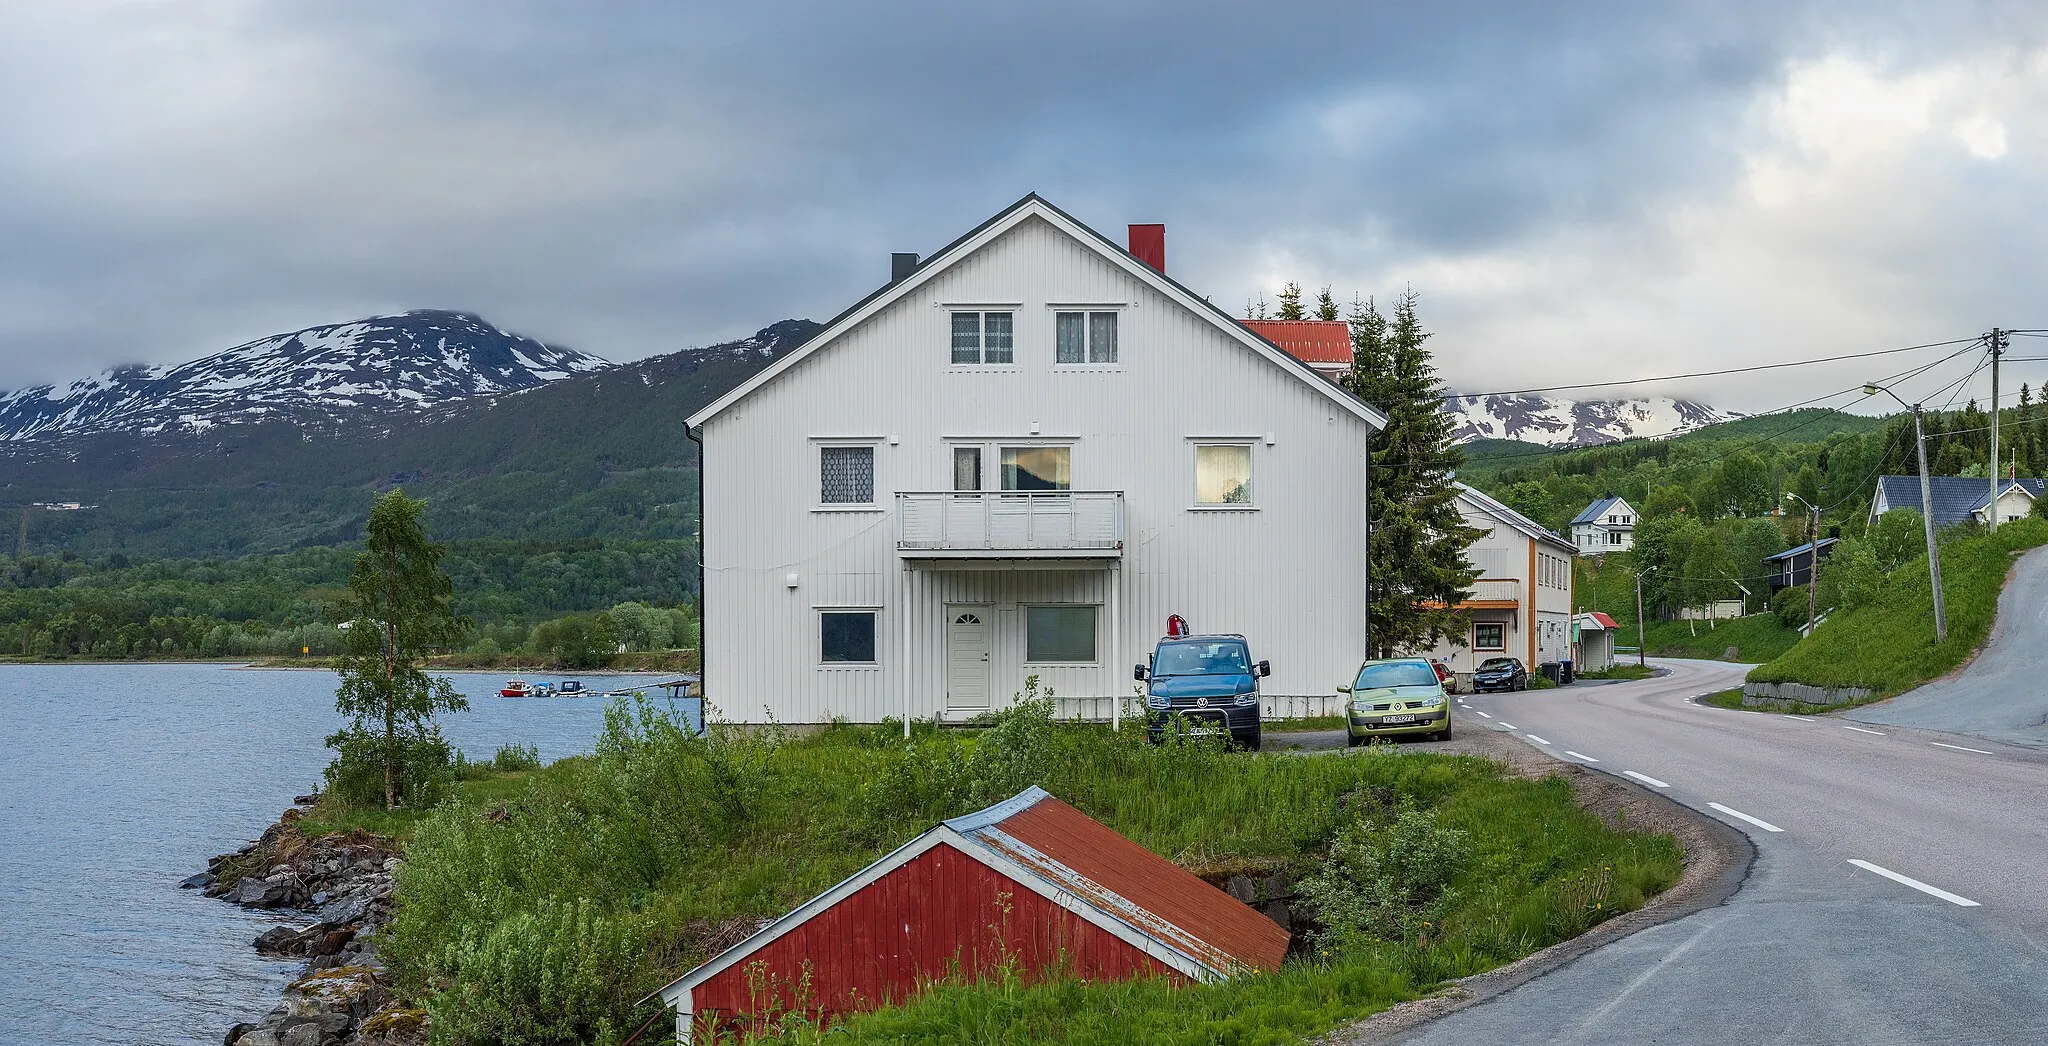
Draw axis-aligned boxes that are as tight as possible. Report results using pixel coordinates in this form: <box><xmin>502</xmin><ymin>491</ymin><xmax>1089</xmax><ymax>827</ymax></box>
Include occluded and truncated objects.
<box><xmin>1390</xmin><ymin>659</ymin><xmax>2048</xmax><ymax>1045</ymax></box>
<box><xmin>1848</xmin><ymin>544</ymin><xmax>2048</xmax><ymax>747</ymax></box>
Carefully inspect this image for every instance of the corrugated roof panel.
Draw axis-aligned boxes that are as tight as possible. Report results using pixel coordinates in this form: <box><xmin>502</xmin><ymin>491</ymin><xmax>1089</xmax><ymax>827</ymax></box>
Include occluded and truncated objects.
<box><xmin>1876</xmin><ymin>475</ymin><xmax>2046</xmax><ymax>526</ymax></box>
<box><xmin>965</xmin><ymin>793</ymin><xmax>1291</xmax><ymax>977</ymax></box>
<box><xmin>1241</xmin><ymin>319</ymin><xmax>1353</xmax><ymax>365</ymax></box>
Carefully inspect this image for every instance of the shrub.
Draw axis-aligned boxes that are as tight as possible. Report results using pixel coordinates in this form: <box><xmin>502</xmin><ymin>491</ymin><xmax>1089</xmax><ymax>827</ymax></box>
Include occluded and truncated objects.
<box><xmin>323</xmin><ymin>727</ymin><xmax>455</xmax><ymax>810</ymax></box>
<box><xmin>1299</xmin><ymin>802</ymin><xmax>1471</xmax><ymax>950</ymax></box>
<box><xmin>1772</xmin><ymin>585</ymin><xmax>1811</xmax><ymax>629</ymax></box>
<box><xmin>424</xmin><ymin>898</ymin><xmax>647</xmax><ymax>1046</ymax></box>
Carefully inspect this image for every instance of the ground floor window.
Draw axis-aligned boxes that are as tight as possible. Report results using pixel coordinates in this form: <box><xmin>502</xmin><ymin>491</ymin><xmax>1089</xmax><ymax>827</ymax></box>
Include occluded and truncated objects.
<box><xmin>820</xmin><ymin>610</ymin><xmax>877</xmax><ymax>663</ymax></box>
<box><xmin>1025</xmin><ymin>605</ymin><xmax>1097</xmax><ymax>662</ymax></box>
<box><xmin>1473</xmin><ymin>621</ymin><xmax>1505</xmax><ymax>651</ymax></box>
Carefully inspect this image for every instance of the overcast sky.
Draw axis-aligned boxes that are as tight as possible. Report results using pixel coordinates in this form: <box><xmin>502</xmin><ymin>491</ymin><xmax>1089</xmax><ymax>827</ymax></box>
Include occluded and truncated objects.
<box><xmin>5</xmin><ymin>1</ymin><xmax>2048</xmax><ymax>413</ymax></box>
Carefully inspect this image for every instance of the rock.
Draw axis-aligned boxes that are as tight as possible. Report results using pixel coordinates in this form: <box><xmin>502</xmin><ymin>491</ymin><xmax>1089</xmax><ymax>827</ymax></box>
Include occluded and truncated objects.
<box><xmin>231</xmin><ymin>878</ymin><xmax>295</xmax><ymax>908</ymax></box>
<box><xmin>278</xmin><ymin>1024</ymin><xmax>325</xmax><ymax>1046</ymax></box>
<box><xmin>1223</xmin><ymin>874</ymin><xmax>1256</xmax><ymax>904</ymax></box>
<box><xmin>381</xmin><ymin>857</ymin><xmax>401</xmax><ymax>873</ymax></box>
<box><xmin>224</xmin><ymin>1022</ymin><xmax>257</xmax><ymax>1045</ymax></box>
<box><xmin>180</xmin><ymin>871</ymin><xmax>215</xmax><ymax>890</ymax></box>
<box><xmin>231</xmin><ymin>1030</ymin><xmax>280</xmax><ymax>1046</ymax></box>
<box><xmin>293</xmin><ymin>793</ymin><xmax>321</xmax><ymax>805</ymax></box>
<box><xmin>315</xmin><ymin>893</ymin><xmax>371</xmax><ymax>926</ymax></box>
<box><xmin>1262</xmin><ymin>899</ymin><xmax>1292</xmax><ymax>931</ymax></box>
<box><xmin>255</xmin><ymin>926</ymin><xmax>304</xmax><ymax>954</ymax></box>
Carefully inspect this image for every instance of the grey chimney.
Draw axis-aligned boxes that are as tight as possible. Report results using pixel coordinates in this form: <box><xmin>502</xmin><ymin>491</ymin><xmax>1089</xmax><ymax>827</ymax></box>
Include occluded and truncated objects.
<box><xmin>891</xmin><ymin>253</ymin><xmax>920</xmax><ymax>282</ymax></box>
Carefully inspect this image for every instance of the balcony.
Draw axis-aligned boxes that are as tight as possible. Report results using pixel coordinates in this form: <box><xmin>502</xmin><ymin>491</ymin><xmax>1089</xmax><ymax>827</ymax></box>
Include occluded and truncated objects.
<box><xmin>897</xmin><ymin>491</ymin><xmax>1124</xmax><ymax>559</ymax></box>
<box><xmin>1461</xmin><ymin>578</ymin><xmax>1522</xmax><ymax>608</ymax></box>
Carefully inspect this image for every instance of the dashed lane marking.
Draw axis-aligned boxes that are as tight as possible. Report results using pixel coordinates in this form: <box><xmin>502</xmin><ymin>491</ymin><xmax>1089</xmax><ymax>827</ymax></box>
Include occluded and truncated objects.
<box><xmin>1526</xmin><ymin>734</ymin><xmax>1551</xmax><ymax>745</ymax></box>
<box><xmin>1499</xmin><ymin>722</ymin><xmax>1517</xmax><ymax>730</ymax></box>
<box><xmin>1565</xmin><ymin>751</ymin><xmax>1600</xmax><ymax>762</ymax></box>
<box><xmin>1708</xmin><ymin>802</ymin><xmax>1784</xmax><ymax>832</ymax></box>
<box><xmin>1782</xmin><ymin>715</ymin><xmax>1816</xmax><ymax>722</ymax></box>
<box><xmin>1930</xmin><ymin>741</ymin><xmax>1993</xmax><ymax>755</ymax></box>
<box><xmin>1622</xmin><ymin>770</ymin><xmax>1671</xmax><ymax>788</ymax></box>
<box><xmin>1848</xmin><ymin>860</ymin><xmax>1981</xmax><ymax>907</ymax></box>
<box><xmin>1475</xmin><ymin>711</ymin><xmax>1493</xmax><ymax>719</ymax></box>
<box><xmin>1844</xmin><ymin>725</ymin><xmax>1886</xmax><ymax>736</ymax></box>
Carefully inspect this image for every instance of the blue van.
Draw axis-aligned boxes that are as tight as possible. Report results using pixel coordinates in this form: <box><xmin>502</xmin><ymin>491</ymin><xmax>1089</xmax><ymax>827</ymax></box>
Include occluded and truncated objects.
<box><xmin>1134</xmin><ymin>634</ymin><xmax>1269</xmax><ymax>751</ymax></box>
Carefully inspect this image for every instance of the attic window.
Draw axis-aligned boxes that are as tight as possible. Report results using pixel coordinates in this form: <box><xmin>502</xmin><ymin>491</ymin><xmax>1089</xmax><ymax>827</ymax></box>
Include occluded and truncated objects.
<box><xmin>951</xmin><ymin>312</ymin><xmax>1014</xmax><ymax>365</ymax></box>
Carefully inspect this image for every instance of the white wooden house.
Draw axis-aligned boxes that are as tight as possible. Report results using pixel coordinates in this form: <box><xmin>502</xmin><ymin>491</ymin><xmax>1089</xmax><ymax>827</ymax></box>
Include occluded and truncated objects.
<box><xmin>1426</xmin><ymin>484</ymin><xmax>1577</xmax><ymax>682</ymax></box>
<box><xmin>686</xmin><ymin>195</ymin><xmax>1388</xmax><ymax>724</ymax></box>
<box><xmin>1569</xmin><ymin>495</ymin><xmax>1636</xmax><ymax>554</ymax></box>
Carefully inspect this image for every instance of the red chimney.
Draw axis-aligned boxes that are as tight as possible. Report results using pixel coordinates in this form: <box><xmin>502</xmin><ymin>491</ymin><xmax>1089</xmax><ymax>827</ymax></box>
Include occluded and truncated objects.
<box><xmin>1128</xmin><ymin>224</ymin><xmax>1165</xmax><ymax>274</ymax></box>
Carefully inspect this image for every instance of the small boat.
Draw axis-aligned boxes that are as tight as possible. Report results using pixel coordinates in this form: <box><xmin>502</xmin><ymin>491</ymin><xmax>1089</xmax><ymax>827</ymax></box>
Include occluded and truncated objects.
<box><xmin>500</xmin><ymin>680</ymin><xmax>532</xmax><ymax>698</ymax></box>
<box><xmin>558</xmin><ymin>680</ymin><xmax>586</xmax><ymax>696</ymax></box>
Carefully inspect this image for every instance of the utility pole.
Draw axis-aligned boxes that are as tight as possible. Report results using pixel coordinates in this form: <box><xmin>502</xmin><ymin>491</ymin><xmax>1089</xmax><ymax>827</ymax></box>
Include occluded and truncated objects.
<box><xmin>1865</xmin><ymin>383</ymin><xmax>1948</xmax><ymax>642</ymax></box>
<box><xmin>1786</xmin><ymin>492</ymin><xmax>1820</xmax><ymax>637</ymax></box>
<box><xmin>1634</xmin><ymin>568</ymin><xmax>1650</xmax><ymax>667</ymax></box>
<box><xmin>1990</xmin><ymin>328</ymin><xmax>2007</xmax><ymax>531</ymax></box>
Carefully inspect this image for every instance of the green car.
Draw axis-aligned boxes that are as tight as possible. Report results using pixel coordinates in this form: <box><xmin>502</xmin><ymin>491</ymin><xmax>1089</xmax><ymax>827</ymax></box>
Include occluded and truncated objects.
<box><xmin>1338</xmin><ymin>658</ymin><xmax>1452</xmax><ymax>746</ymax></box>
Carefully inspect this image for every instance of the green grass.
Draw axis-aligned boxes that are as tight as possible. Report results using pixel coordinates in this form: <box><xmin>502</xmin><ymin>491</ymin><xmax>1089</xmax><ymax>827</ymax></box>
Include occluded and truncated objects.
<box><xmin>1698</xmin><ymin>687</ymin><xmax>1745</xmax><ymax>710</ymax></box>
<box><xmin>1748</xmin><ymin>518</ymin><xmax>2048</xmax><ymax>696</ymax></box>
<box><xmin>1264</xmin><ymin>714</ymin><xmax>1347</xmax><ymax>733</ymax></box>
<box><xmin>1638</xmin><ymin>615</ymin><xmax>1800</xmax><ymax>664</ymax></box>
<box><xmin>373</xmin><ymin>697</ymin><xmax>1683</xmax><ymax>1045</ymax></box>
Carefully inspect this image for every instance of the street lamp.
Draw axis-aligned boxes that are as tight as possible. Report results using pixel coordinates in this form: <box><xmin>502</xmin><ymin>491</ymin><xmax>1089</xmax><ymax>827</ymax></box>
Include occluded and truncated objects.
<box><xmin>1784</xmin><ymin>491</ymin><xmax>1819</xmax><ymax>639</ymax></box>
<box><xmin>1862</xmin><ymin>382</ymin><xmax>1948</xmax><ymax>642</ymax></box>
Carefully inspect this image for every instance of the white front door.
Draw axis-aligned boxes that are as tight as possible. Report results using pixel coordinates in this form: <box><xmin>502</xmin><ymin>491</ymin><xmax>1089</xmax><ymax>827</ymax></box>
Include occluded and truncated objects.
<box><xmin>946</xmin><ymin>606</ymin><xmax>991</xmax><ymax>711</ymax></box>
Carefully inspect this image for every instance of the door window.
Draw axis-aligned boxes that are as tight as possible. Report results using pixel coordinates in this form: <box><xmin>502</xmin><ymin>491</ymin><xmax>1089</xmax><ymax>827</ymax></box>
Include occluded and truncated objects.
<box><xmin>1001</xmin><ymin>447</ymin><xmax>1071</xmax><ymax>490</ymax></box>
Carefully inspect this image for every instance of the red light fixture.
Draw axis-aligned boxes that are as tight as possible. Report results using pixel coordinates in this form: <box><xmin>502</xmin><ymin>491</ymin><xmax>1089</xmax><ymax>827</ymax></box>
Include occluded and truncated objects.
<box><xmin>1166</xmin><ymin>614</ymin><xmax>1188</xmax><ymax>637</ymax></box>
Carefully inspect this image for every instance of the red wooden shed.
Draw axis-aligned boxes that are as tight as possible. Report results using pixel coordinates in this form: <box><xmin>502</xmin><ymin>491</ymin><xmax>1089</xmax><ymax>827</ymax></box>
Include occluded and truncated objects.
<box><xmin>650</xmin><ymin>786</ymin><xmax>1290</xmax><ymax>1042</ymax></box>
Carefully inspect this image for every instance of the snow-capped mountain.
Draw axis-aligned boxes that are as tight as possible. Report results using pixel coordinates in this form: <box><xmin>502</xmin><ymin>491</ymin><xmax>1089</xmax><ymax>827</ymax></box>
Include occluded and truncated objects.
<box><xmin>1446</xmin><ymin>394</ymin><xmax>1739</xmax><ymax>447</ymax></box>
<box><xmin>0</xmin><ymin>310</ymin><xmax>608</xmax><ymax>441</ymax></box>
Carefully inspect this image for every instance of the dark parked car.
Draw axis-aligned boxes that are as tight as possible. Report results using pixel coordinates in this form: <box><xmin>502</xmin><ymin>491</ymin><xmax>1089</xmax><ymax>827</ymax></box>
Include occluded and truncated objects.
<box><xmin>1136</xmin><ymin>634</ymin><xmax>1269</xmax><ymax>751</ymax></box>
<box><xmin>1471</xmin><ymin>656</ymin><xmax>1529</xmax><ymax>692</ymax></box>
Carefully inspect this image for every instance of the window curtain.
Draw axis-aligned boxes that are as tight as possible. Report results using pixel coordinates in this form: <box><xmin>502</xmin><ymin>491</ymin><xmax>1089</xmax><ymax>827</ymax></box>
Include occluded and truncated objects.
<box><xmin>820</xmin><ymin>446</ymin><xmax>874</xmax><ymax>504</ymax></box>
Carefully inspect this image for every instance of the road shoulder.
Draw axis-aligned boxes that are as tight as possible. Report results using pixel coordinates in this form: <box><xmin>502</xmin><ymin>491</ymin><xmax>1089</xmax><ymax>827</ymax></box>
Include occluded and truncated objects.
<box><xmin>1320</xmin><ymin>726</ymin><xmax>1755</xmax><ymax>1045</ymax></box>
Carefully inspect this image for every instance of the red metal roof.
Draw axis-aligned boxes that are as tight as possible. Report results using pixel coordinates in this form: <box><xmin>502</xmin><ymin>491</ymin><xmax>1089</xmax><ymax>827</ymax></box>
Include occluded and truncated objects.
<box><xmin>1582</xmin><ymin>612</ymin><xmax>1621</xmax><ymax>631</ymax></box>
<box><xmin>1241</xmin><ymin>319</ymin><xmax>1352</xmax><ymax>366</ymax></box>
<box><xmin>953</xmin><ymin>789</ymin><xmax>1290</xmax><ymax>976</ymax></box>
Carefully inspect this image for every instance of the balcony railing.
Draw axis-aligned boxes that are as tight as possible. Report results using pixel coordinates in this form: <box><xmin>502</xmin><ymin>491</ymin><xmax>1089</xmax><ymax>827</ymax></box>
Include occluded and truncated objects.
<box><xmin>1464</xmin><ymin>578</ymin><xmax>1522</xmax><ymax>605</ymax></box>
<box><xmin>897</xmin><ymin>491</ymin><xmax>1124</xmax><ymax>557</ymax></box>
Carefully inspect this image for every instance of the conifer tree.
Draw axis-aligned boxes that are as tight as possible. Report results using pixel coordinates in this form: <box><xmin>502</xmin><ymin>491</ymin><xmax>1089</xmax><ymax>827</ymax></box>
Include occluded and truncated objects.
<box><xmin>1316</xmin><ymin>286</ymin><xmax>1340</xmax><ymax>322</ymax></box>
<box><xmin>1276</xmin><ymin>282</ymin><xmax>1305</xmax><ymax>320</ymax></box>
<box><xmin>1344</xmin><ymin>290</ymin><xmax>1483</xmax><ymax>657</ymax></box>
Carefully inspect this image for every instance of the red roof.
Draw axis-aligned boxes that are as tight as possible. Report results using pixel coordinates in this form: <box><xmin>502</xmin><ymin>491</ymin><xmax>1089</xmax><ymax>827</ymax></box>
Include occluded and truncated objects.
<box><xmin>966</xmin><ymin>791</ymin><xmax>1291</xmax><ymax>976</ymax></box>
<box><xmin>1582</xmin><ymin>612</ymin><xmax>1621</xmax><ymax>631</ymax></box>
<box><xmin>1241</xmin><ymin>319</ymin><xmax>1352</xmax><ymax>366</ymax></box>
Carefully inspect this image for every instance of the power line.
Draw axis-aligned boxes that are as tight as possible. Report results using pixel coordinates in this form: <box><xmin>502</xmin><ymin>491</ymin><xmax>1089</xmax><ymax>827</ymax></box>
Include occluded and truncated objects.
<box><xmin>1448</xmin><ymin>337</ymin><xmax>1982</xmax><ymax>399</ymax></box>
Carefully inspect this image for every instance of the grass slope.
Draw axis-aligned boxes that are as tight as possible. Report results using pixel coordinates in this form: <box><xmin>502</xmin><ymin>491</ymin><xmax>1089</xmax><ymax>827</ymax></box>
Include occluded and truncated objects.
<box><xmin>1748</xmin><ymin>518</ymin><xmax>2048</xmax><ymax>695</ymax></box>
<box><xmin>1575</xmin><ymin>554</ymin><xmax>1801</xmax><ymax>664</ymax></box>
<box><xmin>373</xmin><ymin>699</ymin><xmax>1681</xmax><ymax>1045</ymax></box>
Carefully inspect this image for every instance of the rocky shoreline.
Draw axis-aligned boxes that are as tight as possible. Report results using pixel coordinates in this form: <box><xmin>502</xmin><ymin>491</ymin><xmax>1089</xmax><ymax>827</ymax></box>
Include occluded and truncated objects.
<box><xmin>185</xmin><ymin>797</ymin><xmax>426</xmax><ymax>1046</ymax></box>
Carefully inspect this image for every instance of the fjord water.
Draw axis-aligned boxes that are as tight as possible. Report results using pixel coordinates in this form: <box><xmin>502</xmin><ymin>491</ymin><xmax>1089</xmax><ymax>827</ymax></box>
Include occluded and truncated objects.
<box><xmin>0</xmin><ymin>664</ymin><xmax>648</xmax><ymax>1046</ymax></box>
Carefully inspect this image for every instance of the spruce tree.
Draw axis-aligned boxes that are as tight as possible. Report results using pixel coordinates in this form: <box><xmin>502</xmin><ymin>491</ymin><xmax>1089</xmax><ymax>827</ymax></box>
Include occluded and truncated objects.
<box><xmin>1316</xmin><ymin>286</ymin><xmax>1340</xmax><ymax>322</ymax></box>
<box><xmin>1344</xmin><ymin>290</ymin><xmax>1483</xmax><ymax>658</ymax></box>
<box><xmin>1276</xmin><ymin>282</ymin><xmax>1305</xmax><ymax>320</ymax></box>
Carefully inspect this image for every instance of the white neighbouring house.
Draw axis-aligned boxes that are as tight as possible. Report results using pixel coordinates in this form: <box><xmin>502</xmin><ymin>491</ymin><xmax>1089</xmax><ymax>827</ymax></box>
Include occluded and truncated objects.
<box><xmin>1569</xmin><ymin>495</ymin><xmax>1636</xmax><ymax>554</ymax></box>
<box><xmin>1426</xmin><ymin>484</ymin><xmax>1577</xmax><ymax>680</ymax></box>
<box><xmin>687</xmin><ymin>195</ymin><xmax>1389</xmax><ymax>725</ymax></box>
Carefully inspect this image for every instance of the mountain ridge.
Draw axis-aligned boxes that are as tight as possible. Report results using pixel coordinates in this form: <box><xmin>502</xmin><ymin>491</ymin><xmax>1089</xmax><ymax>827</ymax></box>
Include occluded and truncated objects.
<box><xmin>1445</xmin><ymin>393</ymin><xmax>1740</xmax><ymax>447</ymax></box>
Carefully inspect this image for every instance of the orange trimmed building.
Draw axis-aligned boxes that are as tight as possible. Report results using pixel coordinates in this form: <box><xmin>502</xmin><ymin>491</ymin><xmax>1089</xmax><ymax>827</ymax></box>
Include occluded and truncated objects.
<box><xmin>1425</xmin><ymin>483</ymin><xmax>1577</xmax><ymax>686</ymax></box>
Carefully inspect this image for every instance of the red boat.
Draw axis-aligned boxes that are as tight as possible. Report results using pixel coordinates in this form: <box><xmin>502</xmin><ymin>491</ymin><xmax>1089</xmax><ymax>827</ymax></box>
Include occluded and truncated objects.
<box><xmin>500</xmin><ymin>679</ymin><xmax>532</xmax><ymax>698</ymax></box>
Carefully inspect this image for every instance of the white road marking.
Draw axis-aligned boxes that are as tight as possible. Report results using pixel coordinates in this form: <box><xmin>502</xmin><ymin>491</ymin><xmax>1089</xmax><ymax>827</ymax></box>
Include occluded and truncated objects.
<box><xmin>1565</xmin><ymin>751</ymin><xmax>1600</xmax><ymax>763</ymax></box>
<box><xmin>1708</xmin><ymin>802</ymin><xmax>1784</xmax><ymax>832</ymax></box>
<box><xmin>1475</xmin><ymin>710</ymin><xmax>1493</xmax><ymax>719</ymax></box>
<box><xmin>1782</xmin><ymin>715</ymin><xmax>1816</xmax><ymax>722</ymax></box>
<box><xmin>1499</xmin><ymin>722</ymin><xmax>1517</xmax><ymax>730</ymax></box>
<box><xmin>1847</xmin><ymin>860</ymin><xmax>1981</xmax><ymax>907</ymax></box>
<box><xmin>1526</xmin><ymin>734</ymin><xmax>1551</xmax><ymax>745</ymax></box>
<box><xmin>1739</xmin><ymin>710</ymin><xmax>1764</xmax><ymax>716</ymax></box>
<box><xmin>1844</xmin><ymin>725</ymin><xmax>1886</xmax><ymax>736</ymax></box>
<box><xmin>1929</xmin><ymin>741</ymin><xmax>1993</xmax><ymax>754</ymax></box>
<box><xmin>1623</xmin><ymin>770</ymin><xmax>1671</xmax><ymax>788</ymax></box>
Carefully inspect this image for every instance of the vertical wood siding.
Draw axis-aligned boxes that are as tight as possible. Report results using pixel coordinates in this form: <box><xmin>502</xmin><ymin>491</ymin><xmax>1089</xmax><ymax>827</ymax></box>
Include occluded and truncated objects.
<box><xmin>690</xmin><ymin>842</ymin><xmax>1173</xmax><ymax>1035</ymax></box>
<box><xmin>702</xmin><ymin>214</ymin><xmax>1374</xmax><ymax>722</ymax></box>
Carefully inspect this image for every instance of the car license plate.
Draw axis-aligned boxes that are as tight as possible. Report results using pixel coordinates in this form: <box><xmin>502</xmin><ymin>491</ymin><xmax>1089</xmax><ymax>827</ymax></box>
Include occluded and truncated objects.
<box><xmin>1381</xmin><ymin>714</ymin><xmax>1417</xmax><ymax>724</ymax></box>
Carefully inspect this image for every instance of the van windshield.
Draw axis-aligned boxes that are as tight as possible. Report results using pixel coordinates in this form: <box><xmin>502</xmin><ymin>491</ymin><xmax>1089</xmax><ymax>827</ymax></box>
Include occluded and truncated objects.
<box><xmin>1353</xmin><ymin>662</ymin><xmax>1439</xmax><ymax>689</ymax></box>
<box><xmin>1153</xmin><ymin>640</ymin><xmax>1251</xmax><ymax>676</ymax></box>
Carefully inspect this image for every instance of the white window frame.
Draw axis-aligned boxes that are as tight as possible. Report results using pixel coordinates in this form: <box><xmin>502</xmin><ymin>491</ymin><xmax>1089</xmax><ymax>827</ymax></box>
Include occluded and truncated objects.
<box><xmin>813</xmin><ymin>438</ymin><xmax>881</xmax><ymax>512</ymax></box>
<box><xmin>1050</xmin><ymin>306</ymin><xmax>1123</xmax><ymax>368</ymax></box>
<box><xmin>1188</xmin><ymin>439</ymin><xmax>1257</xmax><ymax>510</ymax></box>
<box><xmin>949</xmin><ymin>310</ymin><xmax>1017</xmax><ymax>368</ymax></box>
<box><xmin>816</xmin><ymin>606</ymin><xmax>881</xmax><ymax>668</ymax></box>
<box><xmin>1022</xmin><ymin>603</ymin><xmax>1100</xmax><ymax>666</ymax></box>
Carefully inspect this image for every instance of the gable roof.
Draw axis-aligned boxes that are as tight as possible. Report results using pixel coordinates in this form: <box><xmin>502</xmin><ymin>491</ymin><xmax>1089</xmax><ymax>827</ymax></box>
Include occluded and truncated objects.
<box><xmin>1570</xmin><ymin>495</ymin><xmax>1630</xmax><ymax>526</ymax></box>
<box><xmin>650</xmin><ymin>787</ymin><xmax>1287</xmax><ymax>1007</ymax></box>
<box><xmin>1457</xmin><ymin>482</ymin><xmax>1577</xmax><ymax>554</ymax></box>
<box><xmin>1875</xmin><ymin>475</ymin><xmax>2048</xmax><ymax>527</ymax></box>
<box><xmin>1763</xmin><ymin>536</ymin><xmax>1840</xmax><ymax>563</ymax></box>
<box><xmin>1578</xmin><ymin>611</ymin><xmax>1621</xmax><ymax>631</ymax></box>
<box><xmin>1240</xmin><ymin>319</ymin><xmax>1352</xmax><ymax>367</ymax></box>
<box><xmin>1966</xmin><ymin>478</ymin><xmax>2039</xmax><ymax>513</ymax></box>
<box><xmin>686</xmin><ymin>194</ymin><xmax>1387</xmax><ymax>430</ymax></box>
